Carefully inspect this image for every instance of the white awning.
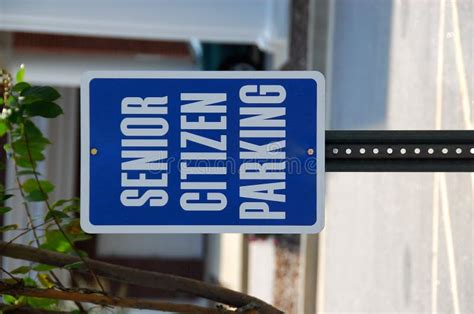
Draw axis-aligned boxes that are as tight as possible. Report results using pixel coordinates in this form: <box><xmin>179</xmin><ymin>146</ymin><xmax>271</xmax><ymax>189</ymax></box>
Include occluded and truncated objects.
<box><xmin>0</xmin><ymin>0</ymin><xmax>289</xmax><ymax>68</ymax></box>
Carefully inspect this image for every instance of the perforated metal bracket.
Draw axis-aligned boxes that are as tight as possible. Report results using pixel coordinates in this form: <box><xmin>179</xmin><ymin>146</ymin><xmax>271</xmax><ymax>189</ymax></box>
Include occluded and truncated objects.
<box><xmin>326</xmin><ymin>131</ymin><xmax>474</xmax><ymax>172</ymax></box>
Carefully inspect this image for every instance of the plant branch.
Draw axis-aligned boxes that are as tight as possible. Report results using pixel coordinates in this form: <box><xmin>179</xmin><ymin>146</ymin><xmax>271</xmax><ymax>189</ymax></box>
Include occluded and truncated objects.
<box><xmin>0</xmin><ymin>282</ymin><xmax>223</xmax><ymax>314</ymax></box>
<box><xmin>0</xmin><ymin>240</ymin><xmax>282</xmax><ymax>313</ymax></box>
<box><xmin>11</xmin><ymin>147</ymin><xmax>85</xmax><ymax>312</ymax></box>
<box><xmin>22</xmin><ymin>129</ymin><xmax>106</xmax><ymax>294</ymax></box>
<box><xmin>5</xmin><ymin>159</ymin><xmax>66</xmax><ymax>300</ymax></box>
<box><xmin>2</xmin><ymin>221</ymin><xmax>48</xmax><ymax>247</ymax></box>
<box><xmin>0</xmin><ymin>303</ymin><xmax>69</xmax><ymax>314</ymax></box>
<box><xmin>0</xmin><ymin>266</ymin><xmax>20</xmax><ymax>283</ymax></box>
<box><xmin>9</xmin><ymin>135</ymin><xmax>42</xmax><ymax>249</ymax></box>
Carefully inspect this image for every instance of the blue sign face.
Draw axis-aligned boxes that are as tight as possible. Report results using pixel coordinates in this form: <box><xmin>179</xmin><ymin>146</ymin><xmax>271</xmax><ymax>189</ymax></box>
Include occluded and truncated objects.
<box><xmin>81</xmin><ymin>72</ymin><xmax>325</xmax><ymax>233</ymax></box>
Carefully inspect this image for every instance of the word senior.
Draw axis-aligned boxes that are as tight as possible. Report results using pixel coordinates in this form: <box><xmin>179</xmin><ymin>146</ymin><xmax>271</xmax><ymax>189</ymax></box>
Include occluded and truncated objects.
<box><xmin>120</xmin><ymin>96</ymin><xmax>169</xmax><ymax>207</ymax></box>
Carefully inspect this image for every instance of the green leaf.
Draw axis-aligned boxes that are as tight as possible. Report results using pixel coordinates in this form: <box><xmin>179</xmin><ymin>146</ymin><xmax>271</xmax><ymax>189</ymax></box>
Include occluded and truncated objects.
<box><xmin>30</xmin><ymin>298</ymin><xmax>57</xmax><ymax>309</ymax></box>
<box><xmin>63</xmin><ymin>204</ymin><xmax>80</xmax><ymax>213</ymax></box>
<box><xmin>0</xmin><ymin>224</ymin><xmax>18</xmax><ymax>232</ymax></box>
<box><xmin>22</xmin><ymin>178</ymin><xmax>54</xmax><ymax>194</ymax></box>
<box><xmin>32</xmin><ymin>264</ymin><xmax>57</xmax><ymax>272</ymax></box>
<box><xmin>52</xmin><ymin>199</ymin><xmax>68</xmax><ymax>208</ymax></box>
<box><xmin>22</xmin><ymin>86</ymin><xmax>60</xmax><ymax>103</ymax></box>
<box><xmin>15</xmin><ymin>156</ymin><xmax>36</xmax><ymax>169</ymax></box>
<box><xmin>52</xmin><ymin>198</ymin><xmax>78</xmax><ymax>209</ymax></box>
<box><xmin>69</xmin><ymin>233</ymin><xmax>92</xmax><ymax>242</ymax></box>
<box><xmin>45</xmin><ymin>210</ymin><xmax>69</xmax><ymax>221</ymax></box>
<box><xmin>4</xmin><ymin>143</ymin><xmax>12</xmax><ymax>154</ymax></box>
<box><xmin>72</xmin><ymin>249</ymin><xmax>88</xmax><ymax>258</ymax></box>
<box><xmin>25</xmin><ymin>190</ymin><xmax>48</xmax><ymax>202</ymax></box>
<box><xmin>12</xmin><ymin>82</ymin><xmax>30</xmax><ymax>94</ymax></box>
<box><xmin>24</xmin><ymin>120</ymin><xmax>47</xmax><ymax>140</ymax></box>
<box><xmin>7</xmin><ymin>95</ymin><xmax>16</xmax><ymax>106</ymax></box>
<box><xmin>37</xmin><ymin>273</ymin><xmax>55</xmax><ymax>289</ymax></box>
<box><xmin>3</xmin><ymin>294</ymin><xmax>18</xmax><ymax>305</ymax></box>
<box><xmin>27</xmin><ymin>296</ymin><xmax>58</xmax><ymax>310</ymax></box>
<box><xmin>16</xmin><ymin>65</ymin><xmax>25</xmax><ymax>83</ymax></box>
<box><xmin>0</xmin><ymin>194</ymin><xmax>13</xmax><ymax>201</ymax></box>
<box><xmin>0</xmin><ymin>121</ymin><xmax>8</xmax><ymax>136</ymax></box>
<box><xmin>13</xmin><ymin>122</ymin><xmax>49</xmax><ymax>153</ymax></box>
<box><xmin>52</xmin><ymin>198</ymin><xmax>80</xmax><ymax>215</ymax></box>
<box><xmin>23</xmin><ymin>101</ymin><xmax>63</xmax><ymax>118</ymax></box>
<box><xmin>0</xmin><ymin>206</ymin><xmax>12</xmax><ymax>214</ymax></box>
<box><xmin>22</xmin><ymin>277</ymin><xmax>38</xmax><ymax>287</ymax></box>
<box><xmin>5</xmin><ymin>110</ymin><xmax>21</xmax><ymax>124</ymax></box>
<box><xmin>64</xmin><ymin>261</ymin><xmax>85</xmax><ymax>270</ymax></box>
<box><xmin>12</xmin><ymin>139</ymin><xmax>46</xmax><ymax>161</ymax></box>
<box><xmin>17</xmin><ymin>170</ymin><xmax>41</xmax><ymax>176</ymax></box>
<box><xmin>22</xmin><ymin>177</ymin><xmax>54</xmax><ymax>201</ymax></box>
<box><xmin>0</xmin><ymin>97</ymin><xmax>4</xmax><ymax>105</ymax></box>
<box><xmin>41</xmin><ymin>230</ymin><xmax>72</xmax><ymax>253</ymax></box>
<box><xmin>3</xmin><ymin>278</ymin><xmax>21</xmax><ymax>285</ymax></box>
<box><xmin>11</xmin><ymin>265</ymin><xmax>31</xmax><ymax>274</ymax></box>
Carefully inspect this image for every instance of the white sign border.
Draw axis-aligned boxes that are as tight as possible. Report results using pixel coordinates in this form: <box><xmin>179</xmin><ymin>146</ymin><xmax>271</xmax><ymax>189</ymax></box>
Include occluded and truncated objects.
<box><xmin>80</xmin><ymin>71</ymin><xmax>325</xmax><ymax>234</ymax></box>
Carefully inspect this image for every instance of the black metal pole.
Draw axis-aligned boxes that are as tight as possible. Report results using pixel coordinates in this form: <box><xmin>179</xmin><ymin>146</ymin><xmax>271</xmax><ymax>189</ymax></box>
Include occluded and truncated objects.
<box><xmin>325</xmin><ymin>130</ymin><xmax>474</xmax><ymax>172</ymax></box>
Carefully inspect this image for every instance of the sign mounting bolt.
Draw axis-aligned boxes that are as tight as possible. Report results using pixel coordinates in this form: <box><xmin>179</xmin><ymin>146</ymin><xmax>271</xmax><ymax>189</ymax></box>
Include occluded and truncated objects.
<box><xmin>91</xmin><ymin>148</ymin><xmax>98</xmax><ymax>155</ymax></box>
<box><xmin>307</xmin><ymin>148</ymin><xmax>315</xmax><ymax>156</ymax></box>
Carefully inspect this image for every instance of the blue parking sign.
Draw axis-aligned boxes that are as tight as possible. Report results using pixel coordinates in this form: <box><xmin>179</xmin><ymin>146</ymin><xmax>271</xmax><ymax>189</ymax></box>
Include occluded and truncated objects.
<box><xmin>81</xmin><ymin>71</ymin><xmax>325</xmax><ymax>233</ymax></box>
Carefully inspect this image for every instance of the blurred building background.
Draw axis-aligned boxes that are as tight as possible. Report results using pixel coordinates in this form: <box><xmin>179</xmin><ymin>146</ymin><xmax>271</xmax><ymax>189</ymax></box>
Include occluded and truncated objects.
<box><xmin>0</xmin><ymin>0</ymin><xmax>473</xmax><ymax>313</ymax></box>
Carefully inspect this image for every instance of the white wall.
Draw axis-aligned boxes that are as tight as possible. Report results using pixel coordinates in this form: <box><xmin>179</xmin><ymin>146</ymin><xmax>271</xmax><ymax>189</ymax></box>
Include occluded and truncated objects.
<box><xmin>248</xmin><ymin>238</ymin><xmax>276</xmax><ymax>304</ymax></box>
<box><xmin>97</xmin><ymin>234</ymin><xmax>203</xmax><ymax>259</ymax></box>
<box><xmin>206</xmin><ymin>234</ymin><xmax>246</xmax><ymax>292</ymax></box>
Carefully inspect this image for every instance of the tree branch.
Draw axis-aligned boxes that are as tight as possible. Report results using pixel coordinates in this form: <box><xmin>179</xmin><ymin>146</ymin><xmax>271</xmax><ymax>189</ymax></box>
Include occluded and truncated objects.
<box><xmin>0</xmin><ymin>282</ymin><xmax>222</xmax><ymax>314</ymax></box>
<box><xmin>0</xmin><ymin>303</ymin><xmax>69</xmax><ymax>314</ymax></box>
<box><xmin>0</xmin><ymin>240</ymin><xmax>282</xmax><ymax>313</ymax></box>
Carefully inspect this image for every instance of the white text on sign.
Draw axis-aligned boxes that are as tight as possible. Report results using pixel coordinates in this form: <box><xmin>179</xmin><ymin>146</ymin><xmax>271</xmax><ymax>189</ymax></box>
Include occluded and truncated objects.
<box><xmin>119</xmin><ymin>85</ymin><xmax>287</xmax><ymax>220</ymax></box>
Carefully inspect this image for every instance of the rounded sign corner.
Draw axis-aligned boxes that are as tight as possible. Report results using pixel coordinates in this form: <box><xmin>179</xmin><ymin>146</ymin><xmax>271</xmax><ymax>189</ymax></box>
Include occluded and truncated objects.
<box><xmin>80</xmin><ymin>215</ymin><xmax>98</xmax><ymax>234</ymax></box>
